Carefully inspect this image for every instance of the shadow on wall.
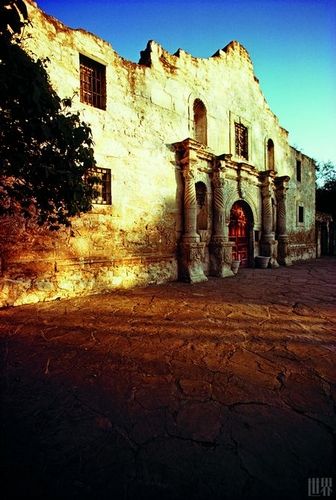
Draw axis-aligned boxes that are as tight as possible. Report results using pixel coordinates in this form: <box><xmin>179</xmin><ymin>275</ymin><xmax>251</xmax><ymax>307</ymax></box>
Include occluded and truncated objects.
<box><xmin>0</xmin><ymin>197</ymin><xmax>178</xmax><ymax>307</ymax></box>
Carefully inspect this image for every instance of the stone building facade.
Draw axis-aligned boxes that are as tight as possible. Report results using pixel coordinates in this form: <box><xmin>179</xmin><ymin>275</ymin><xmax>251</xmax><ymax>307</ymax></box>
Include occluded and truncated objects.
<box><xmin>0</xmin><ymin>0</ymin><xmax>316</xmax><ymax>306</ymax></box>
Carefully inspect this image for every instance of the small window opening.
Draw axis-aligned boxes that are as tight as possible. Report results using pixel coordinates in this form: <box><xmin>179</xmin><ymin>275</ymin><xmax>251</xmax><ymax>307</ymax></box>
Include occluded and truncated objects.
<box><xmin>193</xmin><ymin>99</ymin><xmax>207</xmax><ymax>145</ymax></box>
<box><xmin>90</xmin><ymin>167</ymin><xmax>111</xmax><ymax>205</ymax></box>
<box><xmin>267</xmin><ymin>139</ymin><xmax>274</xmax><ymax>170</ymax></box>
<box><xmin>296</xmin><ymin>160</ymin><xmax>302</xmax><ymax>182</ymax></box>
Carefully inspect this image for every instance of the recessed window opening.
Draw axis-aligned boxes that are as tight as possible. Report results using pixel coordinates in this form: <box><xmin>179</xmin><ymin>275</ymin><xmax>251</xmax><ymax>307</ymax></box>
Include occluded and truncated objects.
<box><xmin>267</xmin><ymin>139</ymin><xmax>274</xmax><ymax>170</ymax></box>
<box><xmin>235</xmin><ymin>122</ymin><xmax>248</xmax><ymax>160</ymax></box>
<box><xmin>193</xmin><ymin>99</ymin><xmax>207</xmax><ymax>145</ymax></box>
<box><xmin>80</xmin><ymin>54</ymin><xmax>106</xmax><ymax>110</ymax></box>
<box><xmin>90</xmin><ymin>167</ymin><xmax>111</xmax><ymax>204</ymax></box>
<box><xmin>296</xmin><ymin>160</ymin><xmax>302</xmax><ymax>182</ymax></box>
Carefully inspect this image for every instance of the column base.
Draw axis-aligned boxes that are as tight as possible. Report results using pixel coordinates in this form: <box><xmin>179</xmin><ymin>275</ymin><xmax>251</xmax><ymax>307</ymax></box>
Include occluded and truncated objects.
<box><xmin>279</xmin><ymin>256</ymin><xmax>292</xmax><ymax>266</ymax></box>
<box><xmin>278</xmin><ymin>236</ymin><xmax>292</xmax><ymax>266</ymax></box>
<box><xmin>179</xmin><ymin>241</ymin><xmax>207</xmax><ymax>283</ymax></box>
<box><xmin>209</xmin><ymin>239</ymin><xmax>234</xmax><ymax>278</ymax></box>
<box><xmin>261</xmin><ymin>237</ymin><xmax>279</xmax><ymax>268</ymax></box>
<box><xmin>182</xmin><ymin>233</ymin><xmax>200</xmax><ymax>243</ymax></box>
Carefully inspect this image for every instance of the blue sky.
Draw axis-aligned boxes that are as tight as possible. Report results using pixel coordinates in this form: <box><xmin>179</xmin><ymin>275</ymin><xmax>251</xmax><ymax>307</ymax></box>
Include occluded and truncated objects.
<box><xmin>37</xmin><ymin>0</ymin><xmax>336</xmax><ymax>166</ymax></box>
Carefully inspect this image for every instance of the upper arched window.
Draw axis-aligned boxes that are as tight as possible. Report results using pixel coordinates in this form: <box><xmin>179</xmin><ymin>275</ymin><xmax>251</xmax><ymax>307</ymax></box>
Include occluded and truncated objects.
<box><xmin>267</xmin><ymin>139</ymin><xmax>274</xmax><ymax>170</ymax></box>
<box><xmin>193</xmin><ymin>99</ymin><xmax>207</xmax><ymax>145</ymax></box>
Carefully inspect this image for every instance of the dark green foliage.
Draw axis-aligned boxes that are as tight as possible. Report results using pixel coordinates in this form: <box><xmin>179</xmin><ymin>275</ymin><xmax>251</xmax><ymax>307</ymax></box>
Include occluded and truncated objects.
<box><xmin>316</xmin><ymin>161</ymin><xmax>336</xmax><ymax>217</ymax></box>
<box><xmin>0</xmin><ymin>0</ymin><xmax>28</xmax><ymax>39</ymax></box>
<box><xmin>0</xmin><ymin>1</ymin><xmax>97</xmax><ymax>229</ymax></box>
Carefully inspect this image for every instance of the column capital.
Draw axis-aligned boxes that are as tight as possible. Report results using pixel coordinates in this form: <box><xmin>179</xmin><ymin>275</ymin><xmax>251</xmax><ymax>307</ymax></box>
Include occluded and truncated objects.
<box><xmin>260</xmin><ymin>170</ymin><xmax>276</xmax><ymax>180</ymax></box>
<box><xmin>274</xmin><ymin>175</ymin><xmax>290</xmax><ymax>198</ymax></box>
<box><xmin>212</xmin><ymin>169</ymin><xmax>226</xmax><ymax>188</ymax></box>
<box><xmin>274</xmin><ymin>175</ymin><xmax>290</xmax><ymax>189</ymax></box>
<box><xmin>212</xmin><ymin>158</ymin><xmax>226</xmax><ymax>187</ymax></box>
<box><xmin>182</xmin><ymin>163</ymin><xmax>196</xmax><ymax>181</ymax></box>
<box><xmin>261</xmin><ymin>178</ymin><xmax>272</xmax><ymax>199</ymax></box>
<box><xmin>212</xmin><ymin>168</ymin><xmax>226</xmax><ymax>238</ymax></box>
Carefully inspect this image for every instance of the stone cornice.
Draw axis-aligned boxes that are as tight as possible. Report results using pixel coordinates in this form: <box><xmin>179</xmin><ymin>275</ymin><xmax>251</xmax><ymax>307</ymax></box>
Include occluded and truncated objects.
<box><xmin>217</xmin><ymin>155</ymin><xmax>259</xmax><ymax>179</ymax></box>
<box><xmin>173</xmin><ymin>138</ymin><xmax>216</xmax><ymax>173</ymax></box>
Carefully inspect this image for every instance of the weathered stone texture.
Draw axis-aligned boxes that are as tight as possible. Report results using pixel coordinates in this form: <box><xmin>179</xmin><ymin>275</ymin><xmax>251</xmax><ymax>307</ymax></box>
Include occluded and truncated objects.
<box><xmin>0</xmin><ymin>0</ymin><xmax>316</xmax><ymax>306</ymax></box>
<box><xmin>287</xmin><ymin>148</ymin><xmax>316</xmax><ymax>261</ymax></box>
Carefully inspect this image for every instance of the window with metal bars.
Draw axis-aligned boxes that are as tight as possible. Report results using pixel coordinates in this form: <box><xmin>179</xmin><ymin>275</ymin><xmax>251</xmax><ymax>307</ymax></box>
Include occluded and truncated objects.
<box><xmin>90</xmin><ymin>167</ymin><xmax>111</xmax><ymax>205</ymax></box>
<box><xmin>235</xmin><ymin>123</ymin><xmax>248</xmax><ymax>160</ymax></box>
<box><xmin>79</xmin><ymin>54</ymin><xmax>106</xmax><ymax>110</ymax></box>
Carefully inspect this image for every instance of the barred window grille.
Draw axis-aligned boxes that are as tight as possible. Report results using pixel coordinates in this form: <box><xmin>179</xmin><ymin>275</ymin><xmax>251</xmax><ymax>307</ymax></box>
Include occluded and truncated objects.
<box><xmin>90</xmin><ymin>167</ymin><xmax>111</xmax><ymax>205</ymax></box>
<box><xmin>80</xmin><ymin>55</ymin><xmax>106</xmax><ymax>110</ymax></box>
<box><xmin>235</xmin><ymin>123</ymin><xmax>248</xmax><ymax>160</ymax></box>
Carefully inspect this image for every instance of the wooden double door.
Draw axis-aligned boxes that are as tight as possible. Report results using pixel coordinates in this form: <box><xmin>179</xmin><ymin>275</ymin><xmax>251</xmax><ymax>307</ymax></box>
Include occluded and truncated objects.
<box><xmin>229</xmin><ymin>201</ymin><xmax>252</xmax><ymax>267</ymax></box>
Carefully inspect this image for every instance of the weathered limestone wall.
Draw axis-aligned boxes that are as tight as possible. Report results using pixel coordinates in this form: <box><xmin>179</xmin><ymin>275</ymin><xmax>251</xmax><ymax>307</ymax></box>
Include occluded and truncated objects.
<box><xmin>287</xmin><ymin>147</ymin><xmax>316</xmax><ymax>261</ymax></box>
<box><xmin>0</xmin><ymin>0</ymin><xmax>316</xmax><ymax>306</ymax></box>
<box><xmin>1</xmin><ymin>2</ymin><xmax>181</xmax><ymax>306</ymax></box>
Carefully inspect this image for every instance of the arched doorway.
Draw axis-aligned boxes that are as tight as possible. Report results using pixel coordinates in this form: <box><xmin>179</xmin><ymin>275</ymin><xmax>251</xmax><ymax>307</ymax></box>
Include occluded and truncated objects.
<box><xmin>229</xmin><ymin>201</ymin><xmax>254</xmax><ymax>267</ymax></box>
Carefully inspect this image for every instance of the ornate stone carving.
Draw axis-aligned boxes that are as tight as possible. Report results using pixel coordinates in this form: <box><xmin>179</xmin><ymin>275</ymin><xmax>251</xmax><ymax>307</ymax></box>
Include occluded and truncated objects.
<box><xmin>260</xmin><ymin>172</ymin><xmax>279</xmax><ymax>267</ymax></box>
<box><xmin>182</xmin><ymin>164</ymin><xmax>199</xmax><ymax>241</ymax></box>
<box><xmin>275</xmin><ymin>176</ymin><xmax>289</xmax><ymax>235</ymax></box>
<box><xmin>261</xmin><ymin>177</ymin><xmax>273</xmax><ymax>236</ymax></box>
<box><xmin>213</xmin><ymin>187</ymin><xmax>224</xmax><ymax>212</ymax></box>
<box><xmin>212</xmin><ymin>169</ymin><xmax>226</xmax><ymax>190</ymax></box>
<box><xmin>209</xmin><ymin>239</ymin><xmax>234</xmax><ymax>277</ymax></box>
<box><xmin>179</xmin><ymin>241</ymin><xmax>207</xmax><ymax>282</ymax></box>
<box><xmin>212</xmin><ymin>167</ymin><xmax>226</xmax><ymax>239</ymax></box>
<box><xmin>275</xmin><ymin>176</ymin><xmax>291</xmax><ymax>265</ymax></box>
<box><xmin>277</xmin><ymin>202</ymin><xmax>286</xmax><ymax>235</ymax></box>
<box><xmin>237</xmin><ymin>165</ymin><xmax>246</xmax><ymax>199</ymax></box>
<box><xmin>174</xmin><ymin>138</ymin><xmax>214</xmax><ymax>282</ymax></box>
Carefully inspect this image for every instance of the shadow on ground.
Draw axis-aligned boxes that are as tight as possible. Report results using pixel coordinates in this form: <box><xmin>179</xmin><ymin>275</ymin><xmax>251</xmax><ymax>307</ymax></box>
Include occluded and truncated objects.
<box><xmin>1</xmin><ymin>258</ymin><xmax>336</xmax><ymax>499</ymax></box>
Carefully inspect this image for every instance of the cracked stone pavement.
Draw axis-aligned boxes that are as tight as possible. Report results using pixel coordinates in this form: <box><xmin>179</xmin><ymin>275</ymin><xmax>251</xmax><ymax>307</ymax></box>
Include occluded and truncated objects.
<box><xmin>1</xmin><ymin>258</ymin><xmax>336</xmax><ymax>499</ymax></box>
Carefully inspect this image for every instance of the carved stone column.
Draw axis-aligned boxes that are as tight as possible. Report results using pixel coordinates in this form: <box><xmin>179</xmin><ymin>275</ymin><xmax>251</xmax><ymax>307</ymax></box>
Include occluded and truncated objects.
<box><xmin>180</xmin><ymin>163</ymin><xmax>207</xmax><ymax>283</ymax></box>
<box><xmin>275</xmin><ymin>176</ymin><xmax>292</xmax><ymax>265</ymax></box>
<box><xmin>209</xmin><ymin>165</ymin><xmax>234</xmax><ymax>277</ymax></box>
<box><xmin>260</xmin><ymin>172</ymin><xmax>279</xmax><ymax>268</ymax></box>
<box><xmin>182</xmin><ymin>165</ymin><xmax>199</xmax><ymax>242</ymax></box>
<box><xmin>212</xmin><ymin>169</ymin><xmax>225</xmax><ymax>238</ymax></box>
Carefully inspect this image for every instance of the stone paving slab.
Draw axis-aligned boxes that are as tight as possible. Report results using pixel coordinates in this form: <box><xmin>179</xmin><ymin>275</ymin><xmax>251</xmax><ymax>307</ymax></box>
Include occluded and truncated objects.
<box><xmin>1</xmin><ymin>258</ymin><xmax>336</xmax><ymax>499</ymax></box>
